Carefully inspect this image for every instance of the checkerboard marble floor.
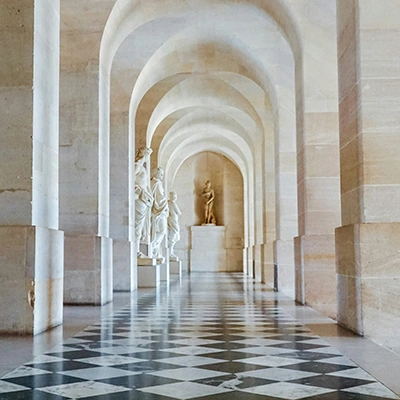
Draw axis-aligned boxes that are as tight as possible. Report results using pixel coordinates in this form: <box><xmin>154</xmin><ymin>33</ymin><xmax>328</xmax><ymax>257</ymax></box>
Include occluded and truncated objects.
<box><xmin>1</xmin><ymin>273</ymin><xmax>399</xmax><ymax>399</ymax></box>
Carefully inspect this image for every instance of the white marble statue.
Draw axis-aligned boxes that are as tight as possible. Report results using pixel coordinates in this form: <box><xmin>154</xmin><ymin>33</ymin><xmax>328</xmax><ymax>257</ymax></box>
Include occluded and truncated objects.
<box><xmin>201</xmin><ymin>180</ymin><xmax>216</xmax><ymax>225</ymax></box>
<box><xmin>150</xmin><ymin>166</ymin><xmax>169</xmax><ymax>262</ymax></box>
<box><xmin>168</xmin><ymin>191</ymin><xmax>181</xmax><ymax>261</ymax></box>
<box><xmin>134</xmin><ymin>147</ymin><xmax>154</xmax><ymax>259</ymax></box>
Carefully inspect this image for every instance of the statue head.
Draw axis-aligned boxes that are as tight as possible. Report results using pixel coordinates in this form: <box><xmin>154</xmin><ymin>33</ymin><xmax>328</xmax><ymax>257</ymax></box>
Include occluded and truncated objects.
<box><xmin>151</xmin><ymin>166</ymin><xmax>164</xmax><ymax>180</ymax></box>
<box><xmin>135</xmin><ymin>147</ymin><xmax>152</xmax><ymax>162</ymax></box>
<box><xmin>169</xmin><ymin>191</ymin><xmax>177</xmax><ymax>201</ymax></box>
<box><xmin>205</xmin><ymin>180</ymin><xmax>211</xmax><ymax>188</ymax></box>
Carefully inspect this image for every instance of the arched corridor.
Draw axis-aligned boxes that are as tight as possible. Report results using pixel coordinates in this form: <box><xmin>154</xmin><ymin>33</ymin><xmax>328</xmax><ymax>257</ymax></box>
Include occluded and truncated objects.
<box><xmin>1</xmin><ymin>0</ymin><xmax>400</xmax><ymax>398</ymax></box>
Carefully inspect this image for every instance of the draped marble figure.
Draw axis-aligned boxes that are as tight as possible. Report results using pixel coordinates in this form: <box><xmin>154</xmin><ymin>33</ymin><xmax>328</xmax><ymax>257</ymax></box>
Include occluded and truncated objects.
<box><xmin>168</xmin><ymin>191</ymin><xmax>181</xmax><ymax>261</ymax></box>
<box><xmin>134</xmin><ymin>147</ymin><xmax>153</xmax><ymax>258</ymax></box>
<box><xmin>150</xmin><ymin>166</ymin><xmax>169</xmax><ymax>262</ymax></box>
<box><xmin>202</xmin><ymin>180</ymin><xmax>216</xmax><ymax>225</ymax></box>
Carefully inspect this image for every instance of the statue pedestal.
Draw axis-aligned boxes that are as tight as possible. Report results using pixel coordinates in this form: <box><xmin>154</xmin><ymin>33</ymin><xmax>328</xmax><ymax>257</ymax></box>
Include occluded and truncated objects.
<box><xmin>138</xmin><ymin>258</ymin><xmax>160</xmax><ymax>287</ymax></box>
<box><xmin>170</xmin><ymin>261</ymin><xmax>182</xmax><ymax>275</ymax></box>
<box><xmin>190</xmin><ymin>226</ymin><xmax>226</xmax><ymax>272</ymax></box>
<box><xmin>160</xmin><ymin>262</ymin><xmax>170</xmax><ymax>283</ymax></box>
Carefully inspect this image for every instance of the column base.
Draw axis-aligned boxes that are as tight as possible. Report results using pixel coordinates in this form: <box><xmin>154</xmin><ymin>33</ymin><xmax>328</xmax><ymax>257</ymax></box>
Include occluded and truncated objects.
<box><xmin>294</xmin><ymin>234</ymin><xmax>336</xmax><ymax>319</ymax></box>
<box><xmin>254</xmin><ymin>245</ymin><xmax>262</xmax><ymax>282</ymax></box>
<box><xmin>261</xmin><ymin>242</ymin><xmax>274</xmax><ymax>286</ymax></box>
<box><xmin>274</xmin><ymin>239</ymin><xmax>295</xmax><ymax>299</ymax></box>
<box><xmin>113</xmin><ymin>240</ymin><xmax>131</xmax><ymax>292</ymax></box>
<box><xmin>64</xmin><ymin>234</ymin><xmax>113</xmax><ymax>305</ymax></box>
<box><xmin>336</xmin><ymin>223</ymin><xmax>400</xmax><ymax>343</ymax></box>
<box><xmin>0</xmin><ymin>226</ymin><xmax>64</xmax><ymax>335</ymax></box>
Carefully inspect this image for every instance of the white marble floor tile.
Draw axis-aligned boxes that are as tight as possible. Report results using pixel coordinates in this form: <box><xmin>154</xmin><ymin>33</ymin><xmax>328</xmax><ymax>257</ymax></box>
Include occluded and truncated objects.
<box><xmin>315</xmin><ymin>356</ymin><xmax>358</xmax><ymax>366</ymax></box>
<box><xmin>238</xmin><ymin>356</ymin><xmax>309</xmax><ymax>367</ymax></box>
<box><xmin>59</xmin><ymin>366</ymin><xmax>139</xmax><ymax>380</ymax></box>
<box><xmin>238</xmin><ymin>367</ymin><xmax>319</xmax><ymax>381</ymax></box>
<box><xmin>233</xmin><ymin>346</ymin><xmax>297</xmax><ymax>356</ymax></box>
<box><xmin>102</xmin><ymin>338</ymin><xmax>154</xmax><ymax>346</ymax></box>
<box><xmin>63</xmin><ymin>338</ymin><xmax>92</xmax><ymax>345</ymax></box>
<box><xmin>232</xmin><ymin>338</ymin><xmax>291</xmax><ymax>346</ymax></box>
<box><xmin>95</xmin><ymin>345</ymin><xmax>150</xmax><ymax>354</ymax></box>
<box><xmin>172</xmin><ymin>332</ymin><xmax>222</xmax><ymax>338</ymax></box>
<box><xmin>46</xmin><ymin>345</ymin><xmax>82</xmax><ymax>353</ymax></box>
<box><xmin>77</xmin><ymin>355</ymin><xmax>145</xmax><ymax>366</ymax></box>
<box><xmin>243</xmin><ymin>382</ymin><xmax>335</xmax><ymax>399</ymax></box>
<box><xmin>156</xmin><ymin>355</ymin><xmax>226</xmax><ymax>367</ymax></box>
<box><xmin>139</xmin><ymin>381</ymin><xmax>232</xmax><ymax>399</ymax></box>
<box><xmin>343</xmin><ymin>382</ymin><xmax>400</xmax><ymax>399</ymax></box>
<box><xmin>166</xmin><ymin>338</ymin><xmax>223</xmax><ymax>346</ymax></box>
<box><xmin>304</xmin><ymin>346</ymin><xmax>343</xmax><ymax>355</ymax></box>
<box><xmin>30</xmin><ymin>355</ymin><xmax>67</xmax><ymax>364</ymax></box>
<box><xmin>148</xmin><ymin>367</ymin><xmax>230</xmax><ymax>381</ymax></box>
<box><xmin>2</xmin><ymin>366</ymin><xmax>52</xmax><ymax>379</ymax></box>
<box><xmin>38</xmin><ymin>381</ymin><xmax>130</xmax><ymax>398</ymax></box>
<box><xmin>159</xmin><ymin>346</ymin><xmax>224</xmax><ymax>356</ymax></box>
<box><xmin>327</xmin><ymin>367</ymin><xmax>376</xmax><ymax>381</ymax></box>
<box><xmin>0</xmin><ymin>381</ymin><xmax>29</xmax><ymax>393</ymax></box>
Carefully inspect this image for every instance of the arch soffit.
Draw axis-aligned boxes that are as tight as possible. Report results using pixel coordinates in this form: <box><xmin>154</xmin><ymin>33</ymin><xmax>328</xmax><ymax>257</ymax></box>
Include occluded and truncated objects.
<box><xmin>160</xmin><ymin>129</ymin><xmax>253</xmax><ymax>178</ymax></box>
<box><xmin>129</xmin><ymin>26</ymin><xmax>281</xmax><ymax>113</ymax></box>
<box><xmin>145</xmin><ymin>76</ymin><xmax>265</xmax><ymax>146</ymax></box>
<box><xmin>100</xmin><ymin>0</ymin><xmax>302</xmax><ymax>75</ymax></box>
<box><xmin>154</xmin><ymin>108</ymin><xmax>255</xmax><ymax>156</ymax></box>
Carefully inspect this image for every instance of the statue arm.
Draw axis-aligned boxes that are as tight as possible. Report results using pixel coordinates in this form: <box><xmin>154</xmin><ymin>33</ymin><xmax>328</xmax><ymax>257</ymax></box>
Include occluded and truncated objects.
<box><xmin>152</xmin><ymin>181</ymin><xmax>168</xmax><ymax>212</ymax></box>
<box><xmin>207</xmin><ymin>189</ymin><xmax>215</xmax><ymax>204</ymax></box>
<box><xmin>174</xmin><ymin>202</ymin><xmax>181</xmax><ymax>216</ymax></box>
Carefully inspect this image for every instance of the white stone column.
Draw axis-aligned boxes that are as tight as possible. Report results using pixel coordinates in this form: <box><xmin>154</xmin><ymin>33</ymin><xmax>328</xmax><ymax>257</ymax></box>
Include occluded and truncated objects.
<box><xmin>293</xmin><ymin>4</ymin><xmax>341</xmax><ymax>319</ymax></box>
<box><xmin>336</xmin><ymin>0</ymin><xmax>400</xmax><ymax>344</ymax></box>
<box><xmin>60</xmin><ymin>3</ymin><xmax>112</xmax><ymax>305</ymax></box>
<box><xmin>0</xmin><ymin>0</ymin><xmax>64</xmax><ymax>334</ymax></box>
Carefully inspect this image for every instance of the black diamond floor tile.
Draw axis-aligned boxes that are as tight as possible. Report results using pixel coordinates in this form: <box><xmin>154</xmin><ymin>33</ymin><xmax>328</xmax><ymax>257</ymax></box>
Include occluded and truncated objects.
<box><xmin>291</xmin><ymin>375</ymin><xmax>376</xmax><ymax>390</ymax></box>
<box><xmin>281</xmin><ymin>362</ymin><xmax>357</xmax><ymax>374</ymax></box>
<box><xmin>25</xmin><ymin>361</ymin><xmax>98</xmax><ymax>373</ymax></box>
<box><xmin>45</xmin><ymin>350</ymin><xmax>109</xmax><ymax>360</ymax></box>
<box><xmin>274</xmin><ymin>351</ymin><xmax>340</xmax><ymax>361</ymax></box>
<box><xmin>303</xmin><ymin>392</ymin><xmax>398</xmax><ymax>400</ymax></box>
<box><xmin>3</xmin><ymin>374</ymin><xmax>85</xmax><ymax>389</ymax></box>
<box><xmin>197</xmin><ymin>361</ymin><xmax>268</xmax><ymax>374</ymax></box>
<box><xmin>0</xmin><ymin>390</ymin><xmax>68</xmax><ymax>400</ymax></box>
<box><xmin>97</xmin><ymin>374</ymin><xmax>180</xmax><ymax>389</ymax></box>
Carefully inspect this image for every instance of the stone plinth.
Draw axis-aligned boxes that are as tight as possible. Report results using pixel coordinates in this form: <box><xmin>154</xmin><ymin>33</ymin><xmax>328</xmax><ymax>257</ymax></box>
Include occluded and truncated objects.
<box><xmin>274</xmin><ymin>239</ymin><xmax>295</xmax><ymax>299</ymax></box>
<box><xmin>170</xmin><ymin>261</ymin><xmax>182</xmax><ymax>275</ymax></box>
<box><xmin>0</xmin><ymin>226</ymin><xmax>64</xmax><ymax>335</ymax></box>
<box><xmin>64</xmin><ymin>235</ymin><xmax>113</xmax><ymax>306</ymax></box>
<box><xmin>336</xmin><ymin>223</ymin><xmax>400</xmax><ymax>340</ymax></box>
<box><xmin>294</xmin><ymin>234</ymin><xmax>337</xmax><ymax>319</ymax></box>
<box><xmin>190</xmin><ymin>226</ymin><xmax>226</xmax><ymax>272</ymax></box>
<box><xmin>113</xmin><ymin>240</ymin><xmax>131</xmax><ymax>292</ymax></box>
<box><xmin>138</xmin><ymin>264</ymin><xmax>160</xmax><ymax>288</ymax></box>
<box><xmin>160</xmin><ymin>263</ymin><xmax>170</xmax><ymax>283</ymax></box>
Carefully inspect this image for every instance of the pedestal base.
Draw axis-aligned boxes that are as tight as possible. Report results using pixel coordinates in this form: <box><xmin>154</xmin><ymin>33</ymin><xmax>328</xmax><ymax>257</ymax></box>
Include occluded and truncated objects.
<box><xmin>64</xmin><ymin>234</ymin><xmax>113</xmax><ymax>306</ymax></box>
<box><xmin>170</xmin><ymin>261</ymin><xmax>182</xmax><ymax>275</ymax></box>
<box><xmin>160</xmin><ymin>263</ymin><xmax>170</xmax><ymax>283</ymax></box>
<box><xmin>190</xmin><ymin>226</ymin><xmax>226</xmax><ymax>272</ymax></box>
<box><xmin>138</xmin><ymin>258</ymin><xmax>157</xmax><ymax>266</ymax></box>
<box><xmin>336</xmin><ymin>223</ymin><xmax>400</xmax><ymax>342</ymax></box>
<box><xmin>0</xmin><ymin>226</ymin><xmax>64</xmax><ymax>335</ymax></box>
<box><xmin>294</xmin><ymin>234</ymin><xmax>336</xmax><ymax>319</ymax></box>
<box><xmin>138</xmin><ymin>265</ymin><xmax>160</xmax><ymax>288</ymax></box>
